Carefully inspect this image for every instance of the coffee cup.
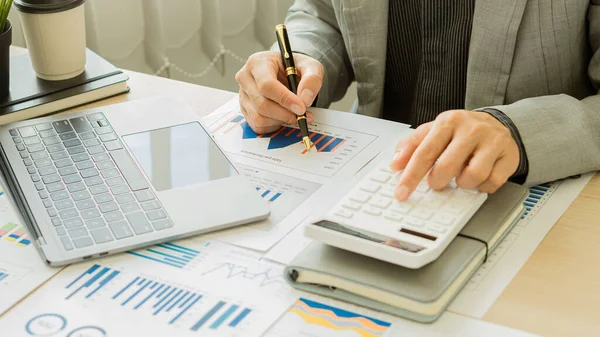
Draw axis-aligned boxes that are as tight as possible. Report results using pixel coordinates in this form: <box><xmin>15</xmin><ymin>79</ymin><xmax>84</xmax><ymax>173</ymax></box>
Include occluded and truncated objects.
<box><xmin>14</xmin><ymin>0</ymin><xmax>86</xmax><ymax>81</ymax></box>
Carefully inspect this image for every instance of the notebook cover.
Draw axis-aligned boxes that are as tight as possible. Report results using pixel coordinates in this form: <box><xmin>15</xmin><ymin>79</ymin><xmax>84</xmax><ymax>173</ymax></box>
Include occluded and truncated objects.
<box><xmin>284</xmin><ymin>182</ymin><xmax>528</xmax><ymax>321</ymax></box>
<box><xmin>1</xmin><ymin>49</ymin><xmax>124</xmax><ymax>114</ymax></box>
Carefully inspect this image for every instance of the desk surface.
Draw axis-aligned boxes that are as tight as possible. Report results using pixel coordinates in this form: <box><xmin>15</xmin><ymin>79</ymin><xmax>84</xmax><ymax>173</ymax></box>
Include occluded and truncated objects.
<box><xmin>9</xmin><ymin>47</ymin><xmax>600</xmax><ymax>336</ymax></box>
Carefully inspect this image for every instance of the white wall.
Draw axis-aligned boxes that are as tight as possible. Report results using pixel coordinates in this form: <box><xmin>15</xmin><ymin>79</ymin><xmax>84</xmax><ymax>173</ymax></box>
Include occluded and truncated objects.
<box><xmin>8</xmin><ymin>1</ymin><xmax>357</xmax><ymax>112</ymax></box>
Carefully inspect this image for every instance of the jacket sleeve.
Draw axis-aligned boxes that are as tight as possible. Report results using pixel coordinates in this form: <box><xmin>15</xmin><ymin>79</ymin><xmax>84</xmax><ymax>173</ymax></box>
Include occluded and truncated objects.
<box><xmin>483</xmin><ymin>4</ymin><xmax>600</xmax><ymax>186</ymax></box>
<box><xmin>272</xmin><ymin>0</ymin><xmax>354</xmax><ymax>107</ymax></box>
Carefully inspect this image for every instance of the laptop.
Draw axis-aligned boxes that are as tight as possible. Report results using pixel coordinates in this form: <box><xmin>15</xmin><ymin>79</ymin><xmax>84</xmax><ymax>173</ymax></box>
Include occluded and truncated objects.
<box><xmin>0</xmin><ymin>97</ymin><xmax>270</xmax><ymax>266</ymax></box>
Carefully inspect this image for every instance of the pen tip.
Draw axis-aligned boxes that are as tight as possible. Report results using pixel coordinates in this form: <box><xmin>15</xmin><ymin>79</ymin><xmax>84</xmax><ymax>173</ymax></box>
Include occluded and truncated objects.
<box><xmin>302</xmin><ymin>137</ymin><xmax>312</xmax><ymax>152</ymax></box>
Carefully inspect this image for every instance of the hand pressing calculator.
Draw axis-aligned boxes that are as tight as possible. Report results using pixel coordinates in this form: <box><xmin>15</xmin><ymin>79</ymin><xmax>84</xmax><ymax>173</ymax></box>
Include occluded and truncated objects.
<box><xmin>305</xmin><ymin>161</ymin><xmax>487</xmax><ymax>269</ymax></box>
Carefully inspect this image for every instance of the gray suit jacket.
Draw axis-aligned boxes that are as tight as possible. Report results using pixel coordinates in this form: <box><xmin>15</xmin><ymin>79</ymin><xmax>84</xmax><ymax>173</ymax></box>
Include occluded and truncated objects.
<box><xmin>281</xmin><ymin>0</ymin><xmax>600</xmax><ymax>186</ymax></box>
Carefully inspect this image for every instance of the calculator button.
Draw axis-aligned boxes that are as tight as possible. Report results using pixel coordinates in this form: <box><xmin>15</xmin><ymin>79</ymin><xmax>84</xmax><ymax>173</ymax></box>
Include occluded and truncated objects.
<box><xmin>342</xmin><ymin>201</ymin><xmax>362</xmax><ymax>211</ymax></box>
<box><xmin>433</xmin><ymin>213</ymin><xmax>455</xmax><ymax>226</ymax></box>
<box><xmin>370</xmin><ymin>172</ymin><xmax>390</xmax><ymax>183</ymax></box>
<box><xmin>360</xmin><ymin>182</ymin><xmax>380</xmax><ymax>193</ymax></box>
<box><xmin>379</xmin><ymin>166</ymin><xmax>394</xmax><ymax>174</ymax></box>
<box><xmin>334</xmin><ymin>209</ymin><xmax>354</xmax><ymax>219</ymax></box>
<box><xmin>384</xmin><ymin>211</ymin><xmax>403</xmax><ymax>222</ymax></box>
<box><xmin>442</xmin><ymin>203</ymin><xmax>466</xmax><ymax>215</ymax></box>
<box><xmin>428</xmin><ymin>225</ymin><xmax>447</xmax><ymax>234</ymax></box>
<box><xmin>410</xmin><ymin>207</ymin><xmax>434</xmax><ymax>220</ymax></box>
<box><xmin>349</xmin><ymin>192</ymin><xmax>371</xmax><ymax>204</ymax></box>
<box><xmin>390</xmin><ymin>203</ymin><xmax>412</xmax><ymax>214</ymax></box>
<box><xmin>404</xmin><ymin>217</ymin><xmax>425</xmax><ymax>228</ymax></box>
<box><xmin>380</xmin><ymin>187</ymin><xmax>396</xmax><ymax>198</ymax></box>
<box><xmin>416</xmin><ymin>182</ymin><xmax>430</xmax><ymax>193</ymax></box>
<box><xmin>421</xmin><ymin>197</ymin><xmax>444</xmax><ymax>208</ymax></box>
<box><xmin>363</xmin><ymin>206</ymin><xmax>382</xmax><ymax>216</ymax></box>
<box><xmin>370</xmin><ymin>197</ymin><xmax>391</xmax><ymax>209</ymax></box>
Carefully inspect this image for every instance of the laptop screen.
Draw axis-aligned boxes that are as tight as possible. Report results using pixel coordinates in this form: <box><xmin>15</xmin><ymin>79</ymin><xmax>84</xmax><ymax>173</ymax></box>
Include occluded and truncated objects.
<box><xmin>122</xmin><ymin>122</ymin><xmax>238</xmax><ymax>192</ymax></box>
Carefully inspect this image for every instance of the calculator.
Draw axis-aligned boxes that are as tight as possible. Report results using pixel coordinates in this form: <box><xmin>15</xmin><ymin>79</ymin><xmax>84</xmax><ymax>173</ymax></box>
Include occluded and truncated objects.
<box><xmin>304</xmin><ymin>161</ymin><xmax>488</xmax><ymax>269</ymax></box>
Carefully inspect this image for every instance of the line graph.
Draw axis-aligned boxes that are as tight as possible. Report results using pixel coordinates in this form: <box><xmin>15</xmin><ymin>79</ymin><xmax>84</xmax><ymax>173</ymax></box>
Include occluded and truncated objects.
<box><xmin>201</xmin><ymin>263</ymin><xmax>284</xmax><ymax>288</ymax></box>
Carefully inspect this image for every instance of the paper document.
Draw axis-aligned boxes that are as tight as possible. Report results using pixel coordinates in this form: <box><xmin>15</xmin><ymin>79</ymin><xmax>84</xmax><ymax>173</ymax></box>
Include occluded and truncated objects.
<box><xmin>0</xmin><ymin>181</ymin><xmax>62</xmax><ymax>315</ymax></box>
<box><xmin>201</xmin><ymin>98</ymin><xmax>410</xmax><ymax>251</ymax></box>
<box><xmin>262</xmin><ymin>294</ymin><xmax>538</xmax><ymax>337</ymax></box>
<box><xmin>448</xmin><ymin>173</ymin><xmax>593</xmax><ymax>318</ymax></box>
<box><xmin>0</xmin><ymin>239</ymin><xmax>300</xmax><ymax>337</ymax></box>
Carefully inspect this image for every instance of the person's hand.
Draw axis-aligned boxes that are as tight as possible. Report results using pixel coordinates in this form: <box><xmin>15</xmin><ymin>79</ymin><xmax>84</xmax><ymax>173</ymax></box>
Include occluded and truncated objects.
<box><xmin>390</xmin><ymin>110</ymin><xmax>520</xmax><ymax>200</ymax></box>
<box><xmin>235</xmin><ymin>51</ymin><xmax>324</xmax><ymax>134</ymax></box>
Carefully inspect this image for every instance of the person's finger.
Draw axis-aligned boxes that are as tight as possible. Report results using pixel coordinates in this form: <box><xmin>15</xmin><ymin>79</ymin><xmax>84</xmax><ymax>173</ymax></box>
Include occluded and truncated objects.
<box><xmin>456</xmin><ymin>146</ymin><xmax>501</xmax><ymax>190</ymax></box>
<box><xmin>249</xmin><ymin>57</ymin><xmax>306</xmax><ymax>116</ymax></box>
<box><xmin>477</xmin><ymin>155</ymin><xmax>516</xmax><ymax>193</ymax></box>
<box><xmin>427</xmin><ymin>136</ymin><xmax>478</xmax><ymax>191</ymax></box>
<box><xmin>237</xmin><ymin>69</ymin><xmax>298</xmax><ymax>125</ymax></box>
<box><xmin>306</xmin><ymin>110</ymin><xmax>314</xmax><ymax>124</ymax></box>
<box><xmin>239</xmin><ymin>91</ymin><xmax>284</xmax><ymax>134</ymax></box>
<box><xmin>390</xmin><ymin>122</ymin><xmax>433</xmax><ymax>172</ymax></box>
<box><xmin>296</xmin><ymin>56</ymin><xmax>324</xmax><ymax>107</ymax></box>
<box><xmin>395</xmin><ymin>123</ymin><xmax>453</xmax><ymax>201</ymax></box>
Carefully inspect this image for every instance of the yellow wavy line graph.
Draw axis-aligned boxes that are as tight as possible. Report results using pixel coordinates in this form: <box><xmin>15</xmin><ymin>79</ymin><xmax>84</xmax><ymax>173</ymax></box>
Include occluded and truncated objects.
<box><xmin>294</xmin><ymin>300</ymin><xmax>388</xmax><ymax>332</ymax></box>
<box><xmin>289</xmin><ymin>308</ymin><xmax>384</xmax><ymax>337</ymax></box>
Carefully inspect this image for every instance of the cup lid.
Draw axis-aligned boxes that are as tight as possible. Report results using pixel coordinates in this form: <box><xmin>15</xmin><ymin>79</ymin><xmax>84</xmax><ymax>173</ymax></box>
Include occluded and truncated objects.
<box><xmin>14</xmin><ymin>0</ymin><xmax>85</xmax><ymax>14</ymax></box>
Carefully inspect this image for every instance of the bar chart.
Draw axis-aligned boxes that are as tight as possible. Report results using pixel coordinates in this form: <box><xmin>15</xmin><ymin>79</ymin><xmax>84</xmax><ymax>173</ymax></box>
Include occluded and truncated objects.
<box><xmin>0</xmin><ymin>223</ymin><xmax>32</xmax><ymax>247</ymax></box>
<box><xmin>256</xmin><ymin>187</ymin><xmax>282</xmax><ymax>204</ymax></box>
<box><xmin>65</xmin><ymin>264</ymin><xmax>121</xmax><ymax>300</ymax></box>
<box><xmin>112</xmin><ymin>276</ymin><xmax>203</xmax><ymax>325</ymax></box>
<box><xmin>190</xmin><ymin>301</ymin><xmax>252</xmax><ymax>332</ymax></box>
<box><xmin>208</xmin><ymin>109</ymin><xmax>378</xmax><ymax>178</ymax></box>
<box><xmin>126</xmin><ymin>241</ymin><xmax>206</xmax><ymax>269</ymax></box>
<box><xmin>240</xmin><ymin>165</ymin><xmax>321</xmax><ymax>232</ymax></box>
<box><xmin>519</xmin><ymin>182</ymin><xmax>560</xmax><ymax>227</ymax></box>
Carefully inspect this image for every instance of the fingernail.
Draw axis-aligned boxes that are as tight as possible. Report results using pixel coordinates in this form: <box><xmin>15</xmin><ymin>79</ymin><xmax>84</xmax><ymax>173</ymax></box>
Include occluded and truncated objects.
<box><xmin>290</xmin><ymin>104</ymin><xmax>303</xmax><ymax>115</ymax></box>
<box><xmin>390</xmin><ymin>150</ymin><xmax>403</xmax><ymax>170</ymax></box>
<box><xmin>300</xmin><ymin>89</ymin><xmax>314</xmax><ymax>106</ymax></box>
<box><xmin>395</xmin><ymin>185</ymin><xmax>410</xmax><ymax>201</ymax></box>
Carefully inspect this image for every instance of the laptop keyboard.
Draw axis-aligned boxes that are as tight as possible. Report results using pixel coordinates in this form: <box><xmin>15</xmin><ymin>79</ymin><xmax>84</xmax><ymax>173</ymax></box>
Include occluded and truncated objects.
<box><xmin>9</xmin><ymin>112</ymin><xmax>173</xmax><ymax>251</ymax></box>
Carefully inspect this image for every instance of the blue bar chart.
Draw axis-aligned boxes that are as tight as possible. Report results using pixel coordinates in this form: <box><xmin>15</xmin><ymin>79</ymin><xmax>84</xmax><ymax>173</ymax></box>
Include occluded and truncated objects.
<box><xmin>126</xmin><ymin>242</ymin><xmax>205</xmax><ymax>269</ymax></box>
<box><xmin>65</xmin><ymin>264</ymin><xmax>120</xmax><ymax>300</ymax></box>
<box><xmin>519</xmin><ymin>182</ymin><xmax>560</xmax><ymax>227</ymax></box>
<box><xmin>190</xmin><ymin>301</ymin><xmax>252</xmax><ymax>332</ymax></box>
<box><xmin>210</xmin><ymin>114</ymin><xmax>347</xmax><ymax>154</ymax></box>
<box><xmin>112</xmin><ymin>276</ymin><xmax>203</xmax><ymax>325</ymax></box>
<box><xmin>255</xmin><ymin>187</ymin><xmax>282</xmax><ymax>204</ymax></box>
<box><xmin>208</xmin><ymin>108</ymin><xmax>378</xmax><ymax>178</ymax></box>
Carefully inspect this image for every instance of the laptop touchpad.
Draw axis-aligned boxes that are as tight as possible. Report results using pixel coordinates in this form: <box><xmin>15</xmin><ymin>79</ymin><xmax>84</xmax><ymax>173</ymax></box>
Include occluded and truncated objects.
<box><xmin>122</xmin><ymin>122</ymin><xmax>237</xmax><ymax>191</ymax></box>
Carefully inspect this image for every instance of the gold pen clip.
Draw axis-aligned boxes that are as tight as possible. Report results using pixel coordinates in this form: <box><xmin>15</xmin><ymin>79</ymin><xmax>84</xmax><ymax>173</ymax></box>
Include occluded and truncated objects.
<box><xmin>275</xmin><ymin>24</ymin><xmax>290</xmax><ymax>59</ymax></box>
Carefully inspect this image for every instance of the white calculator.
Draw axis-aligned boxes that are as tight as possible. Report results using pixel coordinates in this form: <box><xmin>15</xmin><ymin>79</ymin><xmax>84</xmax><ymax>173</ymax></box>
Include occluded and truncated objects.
<box><xmin>305</xmin><ymin>161</ymin><xmax>488</xmax><ymax>269</ymax></box>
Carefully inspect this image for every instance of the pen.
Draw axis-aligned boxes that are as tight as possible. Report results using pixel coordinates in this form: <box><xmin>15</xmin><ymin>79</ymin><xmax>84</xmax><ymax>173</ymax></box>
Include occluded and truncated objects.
<box><xmin>275</xmin><ymin>24</ymin><xmax>312</xmax><ymax>152</ymax></box>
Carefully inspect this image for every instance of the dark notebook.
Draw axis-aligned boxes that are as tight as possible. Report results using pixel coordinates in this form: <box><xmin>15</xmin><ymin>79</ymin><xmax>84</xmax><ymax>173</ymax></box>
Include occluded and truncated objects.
<box><xmin>0</xmin><ymin>49</ymin><xmax>129</xmax><ymax>124</ymax></box>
